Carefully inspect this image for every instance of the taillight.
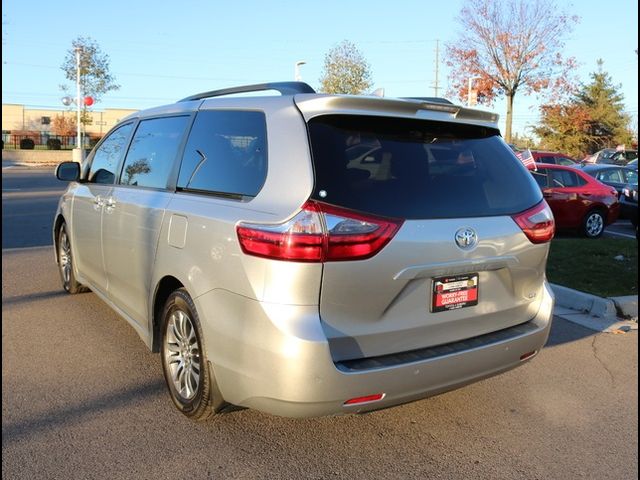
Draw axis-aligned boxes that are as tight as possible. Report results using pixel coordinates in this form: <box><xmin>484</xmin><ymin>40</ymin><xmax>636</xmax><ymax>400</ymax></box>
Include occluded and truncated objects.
<box><xmin>512</xmin><ymin>201</ymin><xmax>555</xmax><ymax>244</ymax></box>
<box><xmin>236</xmin><ymin>201</ymin><xmax>403</xmax><ymax>262</ymax></box>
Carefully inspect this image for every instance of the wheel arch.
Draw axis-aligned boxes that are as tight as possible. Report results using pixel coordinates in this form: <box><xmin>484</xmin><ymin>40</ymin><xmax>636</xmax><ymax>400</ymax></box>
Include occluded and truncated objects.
<box><xmin>151</xmin><ymin>275</ymin><xmax>185</xmax><ymax>353</ymax></box>
<box><xmin>53</xmin><ymin>214</ymin><xmax>66</xmax><ymax>264</ymax></box>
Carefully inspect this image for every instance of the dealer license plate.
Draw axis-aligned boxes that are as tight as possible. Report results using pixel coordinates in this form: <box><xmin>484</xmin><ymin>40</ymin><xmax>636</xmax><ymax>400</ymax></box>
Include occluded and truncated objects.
<box><xmin>432</xmin><ymin>274</ymin><xmax>479</xmax><ymax>312</ymax></box>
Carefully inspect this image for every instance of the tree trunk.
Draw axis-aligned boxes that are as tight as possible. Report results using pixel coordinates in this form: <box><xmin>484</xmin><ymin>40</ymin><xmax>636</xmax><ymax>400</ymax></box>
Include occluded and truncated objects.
<box><xmin>505</xmin><ymin>93</ymin><xmax>514</xmax><ymax>143</ymax></box>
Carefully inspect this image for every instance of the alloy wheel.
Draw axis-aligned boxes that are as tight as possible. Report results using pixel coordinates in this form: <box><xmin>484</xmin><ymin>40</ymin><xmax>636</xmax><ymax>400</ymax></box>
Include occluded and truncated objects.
<box><xmin>163</xmin><ymin>309</ymin><xmax>201</xmax><ymax>400</ymax></box>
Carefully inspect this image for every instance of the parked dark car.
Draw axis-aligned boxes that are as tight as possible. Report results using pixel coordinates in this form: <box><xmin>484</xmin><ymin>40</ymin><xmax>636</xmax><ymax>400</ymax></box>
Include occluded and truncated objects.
<box><xmin>577</xmin><ymin>164</ymin><xmax>638</xmax><ymax>196</ymax></box>
<box><xmin>585</xmin><ymin>148</ymin><xmax>638</xmax><ymax>165</ymax></box>
<box><xmin>530</xmin><ymin>164</ymin><xmax>619</xmax><ymax>238</ymax></box>
<box><xmin>619</xmin><ymin>183</ymin><xmax>638</xmax><ymax>237</ymax></box>
<box><xmin>530</xmin><ymin>150</ymin><xmax>577</xmax><ymax>166</ymax></box>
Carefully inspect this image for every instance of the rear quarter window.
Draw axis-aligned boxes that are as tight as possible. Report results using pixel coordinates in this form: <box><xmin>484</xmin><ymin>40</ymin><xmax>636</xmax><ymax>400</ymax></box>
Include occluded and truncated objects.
<box><xmin>308</xmin><ymin>115</ymin><xmax>542</xmax><ymax>219</ymax></box>
<box><xmin>177</xmin><ymin>110</ymin><xmax>267</xmax><ymax>197</ymax></box>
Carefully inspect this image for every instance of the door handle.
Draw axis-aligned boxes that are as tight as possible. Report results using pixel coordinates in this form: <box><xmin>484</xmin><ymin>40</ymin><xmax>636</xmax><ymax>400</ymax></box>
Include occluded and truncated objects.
<box><xmin>105</xmin><ymin>197</ymin><xmax>117</xmax><ymax>212</ymax></box>
<box><xmin>93</xmin><ymin>195</ymin><xmax>104</xmax><ymax>210</ymax></box>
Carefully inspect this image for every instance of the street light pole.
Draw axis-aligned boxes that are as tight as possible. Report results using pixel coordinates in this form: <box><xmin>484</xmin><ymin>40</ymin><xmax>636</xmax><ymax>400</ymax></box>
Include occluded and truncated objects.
<box><xmin>73</xmin><ymin>47</ymin><xmax>84</xmax><ymax>163</ymax></box>
<box><xmin>467</xmin><ymin>75</ymin><xmax>481</xmax><ymax>107</ymax></box>
<box><xmin>295</xmin><ymin>61</ymin><xmax>306</xmax><ymax>81</ymax></box>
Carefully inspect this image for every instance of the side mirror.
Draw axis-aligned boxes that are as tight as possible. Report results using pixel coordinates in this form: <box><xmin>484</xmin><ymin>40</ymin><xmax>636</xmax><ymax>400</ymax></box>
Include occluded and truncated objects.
<box><xmin>55</xmin><ymin>161</ymin><xmax>80</xmax><ymax>182</ymax></box>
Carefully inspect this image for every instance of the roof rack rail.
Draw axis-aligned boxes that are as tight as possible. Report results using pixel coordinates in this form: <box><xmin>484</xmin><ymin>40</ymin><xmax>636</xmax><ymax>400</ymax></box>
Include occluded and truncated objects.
<box><xmin>400</xmin><ymin>97</ymin><xmax>454</xmax><ymax>105</ymax></box>
<box><xmin>178</xmin><ymin>81</ymin><xmax>316</xmax><ymax>102</ymax></box>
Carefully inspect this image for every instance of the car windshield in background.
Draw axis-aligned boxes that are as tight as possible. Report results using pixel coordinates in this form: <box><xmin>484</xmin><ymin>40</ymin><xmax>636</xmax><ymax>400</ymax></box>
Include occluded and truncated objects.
<box><xmin>308</xmin><ymin>115</ymin><xmax>541</xmax><ymax>219</ymax></box>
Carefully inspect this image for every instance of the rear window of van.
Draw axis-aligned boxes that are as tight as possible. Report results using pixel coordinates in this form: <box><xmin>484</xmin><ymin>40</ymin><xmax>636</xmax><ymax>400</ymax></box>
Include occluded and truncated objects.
<box><xmin>308</xmin><ymin>115</ymin><xmax>542</xmax><ymax>219</ymax></box>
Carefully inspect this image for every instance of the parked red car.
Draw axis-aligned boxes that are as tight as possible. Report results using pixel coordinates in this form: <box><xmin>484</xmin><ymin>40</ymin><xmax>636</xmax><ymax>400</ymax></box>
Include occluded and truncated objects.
<box><xmin>530</xmin><ymin>164</ymin><xmax>619</xmax><ymax>238</ymax></box>
<box><xmin>530</xmin><ymin>150</ymin><xmax>577</xmax><ymax>166</ymax></box>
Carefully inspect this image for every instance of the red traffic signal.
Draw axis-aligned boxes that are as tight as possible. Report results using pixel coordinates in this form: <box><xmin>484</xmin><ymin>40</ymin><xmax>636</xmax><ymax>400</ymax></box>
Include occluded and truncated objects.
<box><xmin>83</xmin><ymin>96</ymin><xmax>94</xmax><ymax>107</ymax></box>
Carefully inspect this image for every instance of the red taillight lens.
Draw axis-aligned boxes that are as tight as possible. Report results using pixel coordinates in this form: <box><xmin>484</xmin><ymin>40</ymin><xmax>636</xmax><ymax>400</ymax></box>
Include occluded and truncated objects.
<box><xmin>236</xmin><ymin>202</ymin><xmax>324</xmax><ymax>262</ymax></box>
<box><xmin>512</xmin><ymin>201</ymin><xmax>555</xmax><ymax>244</ymax></box>
<box><xmin>320</xmin><ymin>203</ymin><xmax>402</xmax><ymax>261</ymax></box>
<box><xmin>237</xmin><ymin>201</ymin><xmax>403</xmax><ymax>262</ymax></box>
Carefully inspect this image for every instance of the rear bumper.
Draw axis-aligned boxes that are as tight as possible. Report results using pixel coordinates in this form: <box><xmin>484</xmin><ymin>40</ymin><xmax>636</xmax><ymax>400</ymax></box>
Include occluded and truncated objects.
<box><xmin>606</xmin><ymin>203</ymin><xmax>621</xmax><ymax>225</ymax></box>
<box><xmin>195</xmin><ymin>282</ymin><xmax>554</xmax><ymax>418</ymax></box>
<box><xmin>619</xmin><ymin>200</ymin><xmax>637</xmax><ymax>224</ymax></box>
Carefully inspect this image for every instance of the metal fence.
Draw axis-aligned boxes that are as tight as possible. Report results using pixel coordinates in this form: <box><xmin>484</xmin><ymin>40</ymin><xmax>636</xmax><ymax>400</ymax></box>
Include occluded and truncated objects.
<box><xmin>1</xmin><ymin>132</ymin><xmax>101</xmax><ymax>150</ymax></box>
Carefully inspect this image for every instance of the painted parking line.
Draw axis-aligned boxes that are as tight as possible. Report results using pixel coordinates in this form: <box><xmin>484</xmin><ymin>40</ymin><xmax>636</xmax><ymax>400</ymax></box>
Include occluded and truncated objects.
<box><xmin>604</xmin><ymin>230</ymin><xmax>636</xmax><ymax>239</ymax></box>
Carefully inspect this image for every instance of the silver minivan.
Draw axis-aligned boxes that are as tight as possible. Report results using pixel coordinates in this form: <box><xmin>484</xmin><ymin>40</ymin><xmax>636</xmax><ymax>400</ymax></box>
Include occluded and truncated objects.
<box><xmin>54</xmin><ymin>82</ymin><xmax>555</xmax><ymax>419</ymax></box>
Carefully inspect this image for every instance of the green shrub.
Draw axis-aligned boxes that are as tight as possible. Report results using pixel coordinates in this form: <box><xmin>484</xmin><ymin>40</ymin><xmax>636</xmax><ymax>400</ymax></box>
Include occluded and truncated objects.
<box><xmin>47</xmin><ymin>138</ymin><xmax>62</xmax><ymax>150</ymax></box>
<box><xmin>20</xmin><ymin>138</ymin><xmax>35</xmax><ymax>149</ymax></box>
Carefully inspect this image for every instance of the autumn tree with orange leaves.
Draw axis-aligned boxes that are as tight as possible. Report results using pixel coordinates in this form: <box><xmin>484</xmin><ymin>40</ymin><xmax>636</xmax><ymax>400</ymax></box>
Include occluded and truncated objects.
<box><xmin>534</xmin><ymin>60</ymin><xmax>633</xmax><ymax>158</ymax></box>
<box><xmin>446</xmin><ymin>0</ymin><xmax>579</xmax><ymax>142</ymax></box>
<box><xmin>51</xmin><ymin>115</ymin><xmax>76</xmax><ymax>137</ymax></box>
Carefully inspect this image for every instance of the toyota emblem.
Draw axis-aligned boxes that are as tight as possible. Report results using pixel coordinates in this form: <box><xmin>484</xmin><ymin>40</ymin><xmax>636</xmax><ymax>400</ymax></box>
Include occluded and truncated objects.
<box><xmin>455</xmin><ymin>227</ymin><xmax>478</xmax><ymax>249</ymax></box>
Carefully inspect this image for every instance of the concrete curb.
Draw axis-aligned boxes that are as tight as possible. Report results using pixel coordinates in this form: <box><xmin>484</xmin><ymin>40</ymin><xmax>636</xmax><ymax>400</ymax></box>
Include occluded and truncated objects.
<box><xmin>3</xmin><ymin>161</ymin><xmax>60</xmax><ymax>168</ymax></box>
<box><xmin>550</xmin><ymin>284</ymin><xmax>617</xmax><ymax>317</ymax></box>
<box><xmin>610</xmin><ymin>295</ymin><xmax>639</xmax><ymax>319</ymax></box>
<box><xmin>551</xmin><ymin>283</ymin><xmax>638</xmax><ymax>333</ymax></box>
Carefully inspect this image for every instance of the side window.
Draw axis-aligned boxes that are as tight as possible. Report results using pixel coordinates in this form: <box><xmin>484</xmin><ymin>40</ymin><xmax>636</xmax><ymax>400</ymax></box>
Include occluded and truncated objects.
<box><xmin>550</xmin><ymin>170</ymin><xmax>582</xmax><ymax>187</ymax></box>
<box><xmin>119</xmin><ymin>116</ymin><xmax>190</xmax><ymax>189</ymax></box>
<box><xmin>531</xmin><ymin>169</ymin><xmax>549</xmax><ymax>188</ymax></box>
<box><xmin>88</xmin><ymin>123</ymin><xmax>133</xmax><ymax>184</ymax></box>
<box><xmin>597</xmin><ymin>170</ymin><xmax>623</xmax><ymax>183</ymax></box>
<box><xmin>625</xmin><ymin>170</ymin><xmax>638</xmax><ymax>184</ymax></box>
<box><xmin>538</xmin><ymin>156</ymin><xmax>555</xmax><ymax>164</ymax></box>
<box><xmin>177</xmin><ymin>110</ymin><xmax>267</xmax><ymax>197</ymax></box>
<box><xmin>556</xmin><ymin>157</ymin><xmax>573</xmax><ymax>166</ymax></box>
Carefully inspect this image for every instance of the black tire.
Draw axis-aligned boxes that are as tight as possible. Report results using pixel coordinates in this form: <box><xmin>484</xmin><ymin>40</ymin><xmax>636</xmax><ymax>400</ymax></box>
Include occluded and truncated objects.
<box><xmin>57</xmin><ymin>223</ymin><xmax>88</xmax><ymax>294</ymax></box>
<box><xmin>582</xmin><ymin>209</ymin><xmax>605</xmax><ymax>238</ymax></box>
<box><xmin>161</xmin><ymin>288</ymin><xmax>223</xmax><ymax>420</ymax></box>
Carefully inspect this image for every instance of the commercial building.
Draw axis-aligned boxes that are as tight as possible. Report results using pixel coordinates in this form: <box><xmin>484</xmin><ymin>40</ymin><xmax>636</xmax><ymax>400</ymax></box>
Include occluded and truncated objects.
<box><xmin>2</xmin><ymin>103</ymin><xmax>138</xmax><ymax>138</ymax></box>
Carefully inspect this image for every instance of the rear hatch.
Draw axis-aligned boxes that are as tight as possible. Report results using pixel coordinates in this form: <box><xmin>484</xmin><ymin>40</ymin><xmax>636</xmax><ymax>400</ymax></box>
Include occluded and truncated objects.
<box><xmin>307</xmin><ymin>114</ymin><xmax>551</xmax><ymax>362</ymax></box>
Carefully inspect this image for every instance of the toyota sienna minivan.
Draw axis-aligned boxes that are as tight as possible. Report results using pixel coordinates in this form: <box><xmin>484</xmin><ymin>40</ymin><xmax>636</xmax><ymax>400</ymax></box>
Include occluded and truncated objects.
<box><xmin>53</xmin><ymin>82</ymin><xmax>555</xmax><ymax>419</ymax></box>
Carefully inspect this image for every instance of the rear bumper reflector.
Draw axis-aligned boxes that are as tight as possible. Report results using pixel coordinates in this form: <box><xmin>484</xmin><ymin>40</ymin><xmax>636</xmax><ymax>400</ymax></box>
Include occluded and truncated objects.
<box><xmin>519</xmin><ymin>350</ymin><xmax>537</xmax><ymax>361</ymax></box>
<box><xmin>344</xmin><ymin>393</ymin><xmax>385</xmax><ymax>406</ymax></box>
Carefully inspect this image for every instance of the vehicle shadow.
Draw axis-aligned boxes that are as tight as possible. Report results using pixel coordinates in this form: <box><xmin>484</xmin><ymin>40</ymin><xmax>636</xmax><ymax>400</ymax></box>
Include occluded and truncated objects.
<box><xmin>1</xmin><ymin>380</ymin><xmax>167</xmax><ymax>446</ymax></box>
<box><xmin>2</xmin><ymin>290</ymin><xmax>67</xmax><ymax>306</ymax></box>
<box><xmin>545</xmin><ymin>316</ymin><xmax>599</xmax><ymax>347</ymax></box>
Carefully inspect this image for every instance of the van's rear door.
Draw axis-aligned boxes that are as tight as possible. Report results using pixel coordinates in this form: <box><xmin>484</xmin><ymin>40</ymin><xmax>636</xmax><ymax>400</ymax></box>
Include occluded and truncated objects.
<box><xmin>306</xmin><ymin>114</ymin><xmax>549</xmax><ymax>361</ymax></box>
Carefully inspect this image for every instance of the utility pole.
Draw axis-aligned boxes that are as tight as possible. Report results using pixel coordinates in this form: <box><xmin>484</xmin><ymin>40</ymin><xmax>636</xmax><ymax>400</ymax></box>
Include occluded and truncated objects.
<box><xmin>433</xmin><ymin>39</ymin><xmax>440</xmax><ymax>97</ymax></box>
<box><xmin>295</xmin><ymin>61</ymin><xmax>306</xmax><ymax>81</ymax></box>
<box><xmin>73</xmin><ymin>46</ymin><xmax>84</xmax><ymax>163</ymax></box>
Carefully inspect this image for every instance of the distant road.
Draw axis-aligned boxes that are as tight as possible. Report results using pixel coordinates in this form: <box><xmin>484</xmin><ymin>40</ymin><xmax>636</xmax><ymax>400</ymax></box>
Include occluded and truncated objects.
<box><xmin>2</xmin><ymin>166</ymin><xmax>66</xmax><ymax>249</ymax></box>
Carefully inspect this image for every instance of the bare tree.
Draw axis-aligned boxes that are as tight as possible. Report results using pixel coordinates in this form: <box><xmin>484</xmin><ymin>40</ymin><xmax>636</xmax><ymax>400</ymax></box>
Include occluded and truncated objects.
<box><xmin>446</xmin><ymin>0</ymin><xmax>578</xmax><ymax>142</ymax></box>
<box><xmin>319</xmin><ymin>40</ymin><xmax>372</xmax><ymax>94</ymax></box>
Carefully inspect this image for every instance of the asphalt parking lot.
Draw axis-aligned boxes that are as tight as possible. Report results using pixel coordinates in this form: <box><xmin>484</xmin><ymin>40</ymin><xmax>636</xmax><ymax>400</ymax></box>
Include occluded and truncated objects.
<box><xmin>2</xmin><ymin>246</ymin><xmax>638</xmax><ymax>480</ymax></box>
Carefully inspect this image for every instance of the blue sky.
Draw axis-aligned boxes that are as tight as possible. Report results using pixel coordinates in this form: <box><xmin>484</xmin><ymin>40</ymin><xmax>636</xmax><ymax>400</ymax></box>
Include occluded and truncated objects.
<box><xmin>2</xmin><ymin>0</ymin><xmax>637</xmax><ymax>137</ymax></box>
